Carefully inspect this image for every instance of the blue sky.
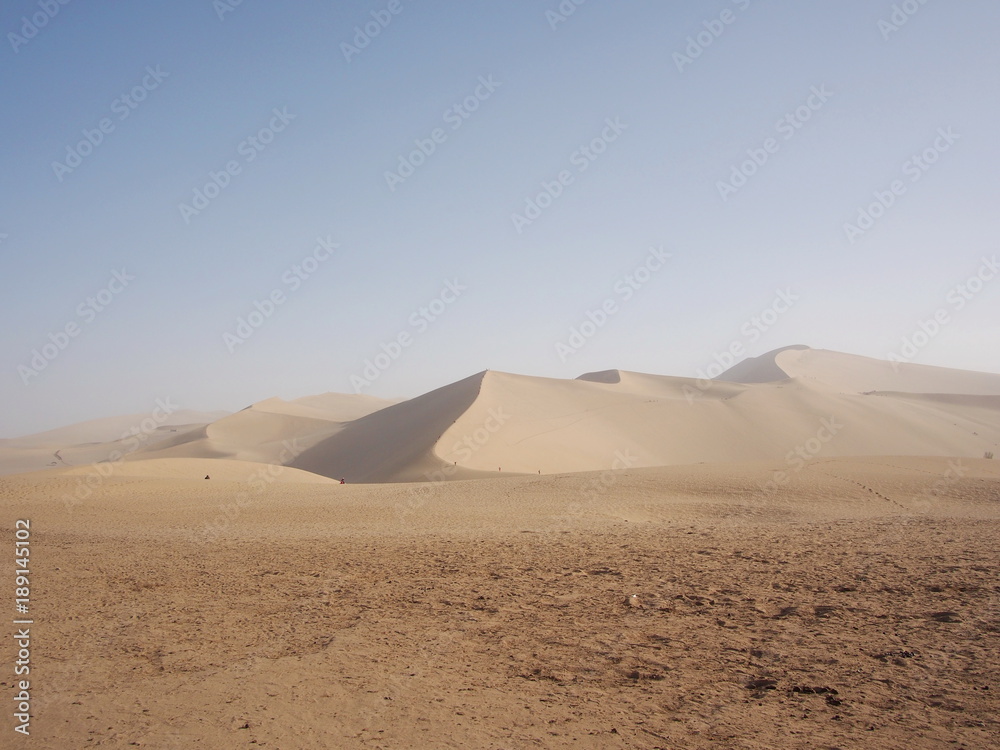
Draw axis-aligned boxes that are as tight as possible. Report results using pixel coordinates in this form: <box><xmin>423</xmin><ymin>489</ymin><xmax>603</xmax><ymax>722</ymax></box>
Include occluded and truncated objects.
<box><xmin>2</xmin><ymin>0</ymin><xmax>999</xmax><ymax>437</ymax></box>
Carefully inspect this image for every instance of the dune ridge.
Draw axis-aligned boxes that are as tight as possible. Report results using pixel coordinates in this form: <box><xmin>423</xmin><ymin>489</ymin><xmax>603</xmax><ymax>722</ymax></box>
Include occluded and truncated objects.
<box><xmin>2</xmin><ymin>346</ymin><xmax>998</xmax><ymax>482</ymax></box>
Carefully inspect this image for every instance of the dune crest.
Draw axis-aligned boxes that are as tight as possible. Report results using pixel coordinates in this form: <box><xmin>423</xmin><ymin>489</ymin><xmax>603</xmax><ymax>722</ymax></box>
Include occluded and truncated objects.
<box><xmin>3</xmin><ymin>347</ymin><xmax>998</xmax><ymax>481</ymax></box>
<box><xmin>722</xmin><ymin>345</ymin><xmax>1000</xmax><ymax>395</ymax></box>
<box><xmin>289</xmin><ymin>371</ymin><xmax>490</xmax><ymax>482</ymax></box>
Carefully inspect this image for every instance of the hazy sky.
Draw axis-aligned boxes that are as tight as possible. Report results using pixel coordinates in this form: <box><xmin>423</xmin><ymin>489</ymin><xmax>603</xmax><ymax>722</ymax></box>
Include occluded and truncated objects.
<box><xmin>2</xmin><ymin>0</ymin><xmax>999</xmax><ymax>437</ymax></box>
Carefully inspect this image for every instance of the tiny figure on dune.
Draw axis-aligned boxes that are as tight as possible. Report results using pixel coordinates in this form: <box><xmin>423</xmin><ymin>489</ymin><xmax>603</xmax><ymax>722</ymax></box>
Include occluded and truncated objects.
<box><xmin>340</xmin><ymin>477</ymin><xmax>346</xmax><ymax>484</ymax></box>
<box><xmin>204</xmin><ymin>475</ymin><xmax>210</xmax><ymax>480</ymax></box>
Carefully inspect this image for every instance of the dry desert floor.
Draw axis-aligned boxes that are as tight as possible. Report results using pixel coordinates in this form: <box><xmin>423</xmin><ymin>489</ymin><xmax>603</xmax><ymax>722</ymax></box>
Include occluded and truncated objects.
<box><xmin>2</xmin><ymin>456</ymin><xmax>999</xmax><ymax>749</ymax></box>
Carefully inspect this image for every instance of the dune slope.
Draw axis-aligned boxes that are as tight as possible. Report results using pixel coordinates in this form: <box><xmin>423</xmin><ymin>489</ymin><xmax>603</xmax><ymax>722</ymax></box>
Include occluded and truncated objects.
<box><xmin>722</xmin><ymin>346</ymin><xmax>1000</xmax><ymax>395</ymax></box>
<box><xmin>4</xmin><ymin>346</ymin><xmax>998</xmax><ymax>483</ymax></box>
<box><xmin>290</xmin><ymin>371</ymin><xmax>490</xmax><ymax>482</ymax></box>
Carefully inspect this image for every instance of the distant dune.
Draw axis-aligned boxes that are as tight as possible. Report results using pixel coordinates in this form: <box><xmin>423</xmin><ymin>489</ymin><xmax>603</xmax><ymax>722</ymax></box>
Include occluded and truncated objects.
<box><xmin>134</xmin><ymin>392</ymin><xmax>405</xmax><ymax>465</ymax></box>
<box><xmin>0</xmin><ymin>409</ymin><xmax>229</xmax><ymax>476</ymax></box>
<box><xmin>723</xmin><ymin>345</ymin><xmax>1000</xmax><ymax>394</ymax></box>
<box><xmin>292</xmin><ymin>348</ymin><xmax>1000</xmax><ymax>481</ymax></box>
<box><xmin>2</xmin><ymin>346</ymin><xmax>998</xmax><ymax>481</ymax></box>
<box><xmin>0</xmin><ymin>393</ymin><xmax>401</xmax><ymax>477</ymax></box>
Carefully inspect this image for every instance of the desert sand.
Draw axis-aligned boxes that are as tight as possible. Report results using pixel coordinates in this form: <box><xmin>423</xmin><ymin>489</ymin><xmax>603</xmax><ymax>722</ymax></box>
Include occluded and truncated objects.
<box><xmin>2</xmin><ymin>346</ymin><xmax>998</xmax><ymax>748</ymax></box>
<box><xmin>1</xmin><ymin>456</ymin><xmax>999</xmax><ymax>748</ymax></box>
<box><xmin>138</xmin><ymin>347</ymin><xmax>1000</xmax><ymax>482</ymax></box>
<box><xmin>3</xmin><ymin>347</ymin><xmax>998</xmax><ymax>483</ymax></box>
<box><xmin>0</xmin><ymin>393</ymin><xmax>399</xmax><ymax>477</ymax></box>
<box><xmin>0</xmin><ymin>410</ymin><xmax>229</xmax><ymax>477</ymax></box>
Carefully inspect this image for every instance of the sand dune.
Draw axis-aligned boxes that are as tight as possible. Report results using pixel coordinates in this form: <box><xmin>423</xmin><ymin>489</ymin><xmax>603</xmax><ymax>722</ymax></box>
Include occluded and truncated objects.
<box><xmin>0</xmin><ymin>409</ymin><xmax>229</xmax><ymax>446</ymax></box>
<box><xmin>3</xmin><ymin>346</ymin><xmax>998</xmax><ymax>748</ymax></box>
<box><xmin>286</xmin><ymin>348</ymin><xmax>1000</xmax><ymax>482</ymax></box>
<box><xmin>3</xmin><ymin>346</ymin><xmax>998</xmax><ymax>483</ymax></box>
<box><xmin>131</xmin><ymin>393</ymin><xmax>402</xmax><ymax>466</ymax></box>
<box><xmin>723</xmin><ymin>345</ymin><xmax>1000</xmax><ymax>395</ymax></box>
<box><xmin>290</xmin><ymin>371</ymin><xmax>491</xmax><ymax>482</ymax></box>
<box><xmin>0</xmin><ymin>409</ymin><xmax>228</xmax><ymax>475</ymax></box>
<box><xmin>137</xmin><ymin>409</ymin><xmax>343</xmax><ymax>465</ymax></box>
<box><xmin>283</xmin><ymin>391</ymin><xmax>404</xmax><ymax>421</ymax></box>
<box><xmin>711</xmin><ymin>343</ymin><xmax>811</xmax><ymax>383</ymax></box>
<box><xmin>0</xmin><ymin>394</ymin><xmax>400</xmax><ymax>476</ymax></box>
<box><xmin>426</xmin><ymin>369</ymin><xmax>1000</xmax><ymax>479</ymax></box>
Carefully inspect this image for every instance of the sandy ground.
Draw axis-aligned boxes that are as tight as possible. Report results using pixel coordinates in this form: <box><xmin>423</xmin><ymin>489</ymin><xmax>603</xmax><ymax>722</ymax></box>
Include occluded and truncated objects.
<box><xmin>2</xmin><ymin>456</ymin><xmax>998</xmax><ymax>749</ymax></box>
